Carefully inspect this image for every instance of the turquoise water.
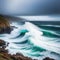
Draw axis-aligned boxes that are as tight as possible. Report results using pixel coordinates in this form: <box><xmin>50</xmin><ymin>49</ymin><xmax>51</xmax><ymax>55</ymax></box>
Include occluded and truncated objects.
<box><xmin>0</xmin><ymin>22</ymin><xmax>60</xmax><ymax>60</ymax></box>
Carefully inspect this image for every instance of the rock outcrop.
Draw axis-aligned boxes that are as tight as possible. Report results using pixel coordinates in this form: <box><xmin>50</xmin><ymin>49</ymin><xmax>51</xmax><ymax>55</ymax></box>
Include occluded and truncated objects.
<box><xmin>0</xmin><ymin>39</ymin><xmax>6</xmax><ymax>46</ymax></box>
<box><xmin>0</xmin><ymin>15</ymin><xmax>12</xmax><ymax>34</ymax></box>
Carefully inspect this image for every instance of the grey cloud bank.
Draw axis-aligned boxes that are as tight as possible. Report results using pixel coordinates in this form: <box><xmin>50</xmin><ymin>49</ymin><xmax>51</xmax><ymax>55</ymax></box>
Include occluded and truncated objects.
<box><xmin>0</xmin><ymin>0</ymin><xmax>60</xmax><ymax>15</ymax></box>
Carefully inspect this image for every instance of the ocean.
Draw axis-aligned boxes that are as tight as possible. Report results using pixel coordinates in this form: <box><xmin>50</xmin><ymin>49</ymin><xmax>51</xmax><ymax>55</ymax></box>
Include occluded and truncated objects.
<box><xmin>0</xmin><ymin>21</ymin><xmax>60</xmax><ymax>60</ymax></box>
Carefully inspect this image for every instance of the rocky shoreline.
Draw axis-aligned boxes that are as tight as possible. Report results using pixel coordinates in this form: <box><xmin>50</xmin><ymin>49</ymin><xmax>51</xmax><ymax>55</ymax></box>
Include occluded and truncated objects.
<box><xmin>0</xmin><ymin>39</ymin><xmax>55</xmax><ymax>60</ymax></box>
<box><xmin>0</xmin><ymin>39</ymin><xmax>37</xmax><ymax>60</ymax></box>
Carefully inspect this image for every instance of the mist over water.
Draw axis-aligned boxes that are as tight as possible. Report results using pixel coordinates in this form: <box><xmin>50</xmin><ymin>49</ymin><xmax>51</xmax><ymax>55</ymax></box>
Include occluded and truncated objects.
<box><xmin>0</xmin><ymin>21</ymin><xmax>60</xmax><ymax>60</ymax></box>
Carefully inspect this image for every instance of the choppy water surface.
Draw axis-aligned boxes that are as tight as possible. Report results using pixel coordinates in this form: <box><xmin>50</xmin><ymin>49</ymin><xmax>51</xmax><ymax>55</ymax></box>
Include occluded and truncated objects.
<box><xmin>0</xmin><ymin>22</ymin><xmax>60</xmax><ymax>60</ymax></box>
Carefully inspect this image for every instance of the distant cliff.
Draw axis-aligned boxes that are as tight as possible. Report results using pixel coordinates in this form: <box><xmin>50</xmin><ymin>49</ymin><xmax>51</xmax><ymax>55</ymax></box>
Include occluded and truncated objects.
<box><xmin>0</xmin><ymin>15</ymin><xmax>12</xmax><ymax>34</ymax></box>
<box><xmin>0</xmin><ymin>15</ymin><xmax>10</xmax><ymax>28</ymax></box>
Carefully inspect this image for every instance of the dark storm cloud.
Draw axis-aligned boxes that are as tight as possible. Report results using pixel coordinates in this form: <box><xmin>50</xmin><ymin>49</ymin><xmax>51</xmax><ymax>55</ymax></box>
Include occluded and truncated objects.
<box><xmin>0</xmin><ymin>0</ymin><xmax>60</xmax><ymax>15</ymax></box>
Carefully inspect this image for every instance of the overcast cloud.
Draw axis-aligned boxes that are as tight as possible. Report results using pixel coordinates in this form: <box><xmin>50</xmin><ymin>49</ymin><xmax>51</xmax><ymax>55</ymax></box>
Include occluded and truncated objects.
<box><xmin>0</xmin><ymin>0</ymin><xmax>60</xmax><ymax>15</ymax></box>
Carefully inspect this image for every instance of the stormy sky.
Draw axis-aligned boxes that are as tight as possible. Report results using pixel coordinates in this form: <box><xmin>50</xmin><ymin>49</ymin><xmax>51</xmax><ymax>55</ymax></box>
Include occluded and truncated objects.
<box><xmin>0</xmin><ymin>0</ymin><xmax>60</xmax><ymax>21</ymax></box>
<box><xmin>0</xmin><ymin>0</ymin><xmax>60</xmax><ymax>15</ymax></box>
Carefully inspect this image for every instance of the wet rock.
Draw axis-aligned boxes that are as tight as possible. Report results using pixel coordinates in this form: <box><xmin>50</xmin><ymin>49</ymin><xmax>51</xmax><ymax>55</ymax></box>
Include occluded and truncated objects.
<box><xmin>0</xmin><ymin>48</ymin><xmax>8</xmax><ymax>53</ymax></box>
<box><xmin>11</xmin><ymin>53</ymin><xmax>33</xmax><ymax>60</ymax></box>
<box><xmin>16</xmin><ymin>53</ymin><xmax>24</xmax><ymax>57</ymax></box>
<box><xmin>0</xmin><ymin>39</ymin><xmax>8</xmax><ymax>53</ymax></box>
<box><xmin>43</xmin><ymin>57</ymin><xmax>55</xmax><ymax>60</ymax></box>
<box><xmin>0</xmin><ymin>39</ymin><xmax>6</xmax><ymax>46</ymax></box>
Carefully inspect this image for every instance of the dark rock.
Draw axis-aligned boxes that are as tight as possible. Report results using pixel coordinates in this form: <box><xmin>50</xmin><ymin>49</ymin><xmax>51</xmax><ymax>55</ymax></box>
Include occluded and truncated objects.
<box><xmin>11</xmin><ymin>53</ymin><xmax>33</xmax><ymax>60</ymax></box>
<box><xmin>43</xmin><ymin>57</ymin><xmax>55</xmax><ymax>60</ymax></box>
<box><xmin>16</xmin><ymin>53</ymin><xmax>24</xmax><ymax>57</ymax></box>
<box><xmin>0</xmin><ymin>27</ymin><xmax>13</xmax><ymax>34</ymax></box>
<box><xmin>0</xmin><ymin>48</ymin><xmax>8</xmax><ymax>53</ymax></box>
<box><xmin>0</xmin><ymin>39</ymin><xmax>6</xmax><ymax>46</ymax></box>
<box><xmin>0</xmin><ymin>39</ymin><xmax>8</xmax><ymax>53</ymax></box>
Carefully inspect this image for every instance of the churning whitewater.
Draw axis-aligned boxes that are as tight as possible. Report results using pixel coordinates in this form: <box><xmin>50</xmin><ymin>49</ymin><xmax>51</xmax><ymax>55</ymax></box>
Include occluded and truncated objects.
<box><xmin>0</xmin><ymin>22</ymin><xmax>60</xmax><ymax>60</ymax></box>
